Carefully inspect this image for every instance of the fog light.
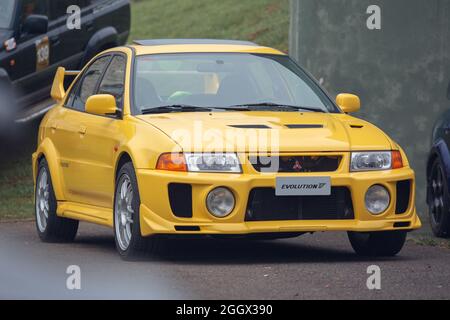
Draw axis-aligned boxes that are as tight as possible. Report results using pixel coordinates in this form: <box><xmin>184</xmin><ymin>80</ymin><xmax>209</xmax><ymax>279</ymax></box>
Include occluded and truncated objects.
<box><xmin>206</xmin><ymin>187</ymin><xmax>235</xmax><ymax>218</ymax></box>
<box><xmin>365</xmin><ymin>185</ymin><xmax>390</xmax><ymax>215</ymax></box>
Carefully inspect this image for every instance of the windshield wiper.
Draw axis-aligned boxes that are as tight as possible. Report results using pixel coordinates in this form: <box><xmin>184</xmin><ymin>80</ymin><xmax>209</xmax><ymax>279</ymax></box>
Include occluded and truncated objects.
<box><xmin>224</xmin><ymin>102</ymin><xmax>325</xmax><ymax>113</ymax></box>
<box><xmin>141</xmin><ymin>105</ymin><xmax>213</xmax><ymax>114</ymax></box>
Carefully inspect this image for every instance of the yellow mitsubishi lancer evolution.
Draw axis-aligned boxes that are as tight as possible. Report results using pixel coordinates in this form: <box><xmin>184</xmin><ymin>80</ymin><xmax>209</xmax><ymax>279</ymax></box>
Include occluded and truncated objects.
<box><xmin>33</xmin><ymin>39</ymin><xmax>421</xmax><ymax>259</ymax></box>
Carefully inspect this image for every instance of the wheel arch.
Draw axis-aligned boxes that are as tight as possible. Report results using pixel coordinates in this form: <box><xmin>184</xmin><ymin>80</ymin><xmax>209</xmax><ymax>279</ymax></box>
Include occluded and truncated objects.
<box><xmin>427</xmin><ymin>139</ymin><xmax>450</xmax><ymax>205</ymax></box>
<box><xmin>34</xmin><ymin>139</ymin><xmax>65</xmax><ymax>201</ymax></box>
<box><xmin>0</xmin><ymin>68</ymin><xmax>10</xmax><ymax>84</ymax></box>
<box><xmin>114</xmin><ymin>151</ymin><xmax>136</xmax><ymax>183</ymax></box>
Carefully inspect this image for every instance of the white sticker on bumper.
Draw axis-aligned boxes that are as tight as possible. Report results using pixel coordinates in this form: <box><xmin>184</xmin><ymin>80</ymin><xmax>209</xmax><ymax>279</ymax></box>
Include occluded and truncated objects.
<box><xmin>276</xmin><ymin>177</ymin><xmax>331</xmax><ymax>196</ymax></box>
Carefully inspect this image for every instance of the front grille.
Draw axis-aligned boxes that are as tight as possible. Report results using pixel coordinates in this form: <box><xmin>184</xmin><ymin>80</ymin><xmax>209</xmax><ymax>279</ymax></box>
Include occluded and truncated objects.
<box><xmin>250</xmin><ymin>156</ymin><xmax>341</xmax><ymax>173</ymax></box>
<box><xmin>396</xmin><ymin>180</ymin><xmax>411</xmax><ymax>214</ymax></box>
<box><xmin>245</xmin><ymin>187</ymin><xmax>354</xmax><ymax>221</ymax></box>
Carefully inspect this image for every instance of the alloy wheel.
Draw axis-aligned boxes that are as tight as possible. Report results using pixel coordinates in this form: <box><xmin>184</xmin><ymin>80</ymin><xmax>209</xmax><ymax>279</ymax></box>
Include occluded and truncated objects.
<box><xmin>36</xmin><ymin>168</ymin><xmax>50</xmax><ymax>233</ymax></box>
<box><xmin>430</xmin><ymin>162</ymin><xmax>446</xmax><ymax>226</ymax></box>
<box><xmin>115</xmin><ymin>175</ymin><xmax>135</xmax><ymax>251</ymax></box>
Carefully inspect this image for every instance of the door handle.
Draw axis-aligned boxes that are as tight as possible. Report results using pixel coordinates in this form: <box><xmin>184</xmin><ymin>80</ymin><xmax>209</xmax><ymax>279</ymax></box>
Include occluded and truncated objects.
<box><xmin>78</xmin><ymin>125</ymin><xmax>87</xmax><ymax>135</ymax></box>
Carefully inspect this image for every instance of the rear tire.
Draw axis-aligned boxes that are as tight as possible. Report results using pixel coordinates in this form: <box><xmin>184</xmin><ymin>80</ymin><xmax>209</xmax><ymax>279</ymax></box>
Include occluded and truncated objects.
<box><xmin>35</xmin><ymin>158</ymin><xmax>79</xmax><ymax>242</ymax></box>
<box><xmin>348</xmin><ymin>231</ymin><xmax>407</xmax><ymax>257</ymax></box>
<box><xmin>113</xmin><ymin>162</ymin><xmax>158</xmax><ymax>260</ymax></box>
<box><xmin>428</xmin><ymin>157</ymin><xmax>450</xmax><ymax>238</ymax></box>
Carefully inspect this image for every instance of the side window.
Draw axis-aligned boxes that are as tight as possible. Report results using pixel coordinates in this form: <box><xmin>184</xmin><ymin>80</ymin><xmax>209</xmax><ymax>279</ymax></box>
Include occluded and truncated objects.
<box><xmin>20</xmin><ymin>0</ymin><xmax>49</xmax><ymax>28</ymax></box>
<box><xmin>98</xmin><ymin>55</ymin><xmax>127</xmax><ymax>109</ymax></box>
<box><xmin>66</xmin><ymin>56</ymin><xmax>111</xmax><ymax>111</ymax></box>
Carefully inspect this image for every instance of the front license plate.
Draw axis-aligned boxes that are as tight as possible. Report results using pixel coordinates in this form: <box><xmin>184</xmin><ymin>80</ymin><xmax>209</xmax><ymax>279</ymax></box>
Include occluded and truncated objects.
<box><xmin>276</xmin><ymin>177</ymin><xmax>331</xmax><ymax>196</ymax></box>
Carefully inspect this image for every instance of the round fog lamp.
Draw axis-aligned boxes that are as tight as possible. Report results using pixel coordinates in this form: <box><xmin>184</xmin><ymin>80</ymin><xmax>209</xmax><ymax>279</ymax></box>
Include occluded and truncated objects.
<box><xmin>206</xmin><ymin>187</ymin><xmax>235</xmax><ymax>218</ymax></box>
<box><xmin>365</xmin><ymin>185</ymin><xmax>390</xmax><ymax>215</ymax></box>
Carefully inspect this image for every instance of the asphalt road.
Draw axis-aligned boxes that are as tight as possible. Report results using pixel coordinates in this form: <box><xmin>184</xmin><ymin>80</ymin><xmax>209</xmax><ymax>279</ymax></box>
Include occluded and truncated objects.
<box><xmin>0</xmin><ymin>221</ymin><xmax>449</xmax><ymax>300</ymax></box>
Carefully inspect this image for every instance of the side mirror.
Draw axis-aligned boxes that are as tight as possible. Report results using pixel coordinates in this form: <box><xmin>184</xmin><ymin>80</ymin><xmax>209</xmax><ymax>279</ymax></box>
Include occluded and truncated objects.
<box><xmin>86</xmin><ymin>94</ymin><xmax>118</xmax><ymax>116</ymax></box>
<box><xmin>336</xmin><ymin>93</ymin><xmax>361</xmax><ymax>113</ymax></box>
<box><xmin>22</xmin><ymin>15</ymin><xmax>48</xmax><ymax>35</ymax></box>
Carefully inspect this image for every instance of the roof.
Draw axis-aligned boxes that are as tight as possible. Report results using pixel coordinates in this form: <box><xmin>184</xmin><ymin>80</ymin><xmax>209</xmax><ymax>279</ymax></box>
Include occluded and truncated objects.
<box><xmin>130</xmin><ymin>39</ymin><xmax>285</xmax><ymax>56</ymax></box>
<box><xmin>133</xmin><ymin>39</ymin><xmax>259</xmax><ymax>46</ymax></box>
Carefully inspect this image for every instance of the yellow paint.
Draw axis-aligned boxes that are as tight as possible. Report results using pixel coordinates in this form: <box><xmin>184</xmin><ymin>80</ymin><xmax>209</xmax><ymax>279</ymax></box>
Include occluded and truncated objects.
<box><xmin>86</xmin><ymin>94</ymin><xmax>117</xmax><ymax>116</ymax></box>
<box><xmin>33</xmin><ymin>44</ymin><xmax>421</xmax><ymax>236</ymax></box>
<box><xmin>50</xmin><ymin>67</ymin><xmax>66</xmax><ymax>102</ymax></box>
<box><xmin>336</xmin><ymin>93</ymin><xmax>361</xmax><ymax>113</ymax></box>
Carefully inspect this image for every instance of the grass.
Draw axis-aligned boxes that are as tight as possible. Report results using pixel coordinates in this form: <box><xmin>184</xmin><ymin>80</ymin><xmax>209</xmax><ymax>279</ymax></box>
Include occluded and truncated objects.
<box><xmin>0</xmin><ymin>124</ymin><xmax>37</xmax><ymax>220</ymax></box>
<box><xmin>0</xmin><ymin>155</ymin><xmax>34</xmax><ymax>220</ymax></box>
<box><xmin>0</xmin><ymin>0</ymin><xmax>290</xmax><ymax>221</ymax></box>
<box><xmin>409</xmin><ymin>236</ymin><xmax>450</xmax><ymax>250</ymax></box>
<box><xmin>130</xmin><ymin>0</ymin><xmax>290</xmax><ymax>52</ymax></box>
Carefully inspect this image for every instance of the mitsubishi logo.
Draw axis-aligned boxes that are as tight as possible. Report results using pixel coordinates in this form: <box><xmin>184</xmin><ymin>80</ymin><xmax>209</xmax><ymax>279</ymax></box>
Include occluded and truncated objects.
<box><xmin>292</xmin><ymin>160</ymin><xmax>303</xmax><ymax>172</ymax></box>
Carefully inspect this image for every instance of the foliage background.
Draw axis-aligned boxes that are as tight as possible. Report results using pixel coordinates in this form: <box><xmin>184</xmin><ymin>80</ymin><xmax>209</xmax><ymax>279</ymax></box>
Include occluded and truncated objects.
<box><xmin>0</xmin><ymin>0</ymin><xmax>290</xmax><ymax>219</ymax></box>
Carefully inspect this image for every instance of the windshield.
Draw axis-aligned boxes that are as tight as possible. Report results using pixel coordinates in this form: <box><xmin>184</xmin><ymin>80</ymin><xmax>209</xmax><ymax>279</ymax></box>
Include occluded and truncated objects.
<box><xmin>133</xmin><ymin>53</ymin><xmax>338</xmax><ymax>114</ymax></box>
<box><xmin>0</xmin><ymin>0</ymin><xmax>15</xmax><ymax>29</ymax></box>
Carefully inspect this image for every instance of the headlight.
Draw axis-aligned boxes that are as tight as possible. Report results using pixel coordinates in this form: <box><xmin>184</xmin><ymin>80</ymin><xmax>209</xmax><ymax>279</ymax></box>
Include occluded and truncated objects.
<box><xmin>185</xmin><ymin>153</ymin><xmax>242</xmax><ymax>173</ymax></box>
<box><xmin>206</xmin><ymin>187</ymin><xmax>235</xmax><ymax>218</ymax></box>
<box><xmin>365</xmin><ymin>185</ymin><xmax>390</xmax><ymax>215</ymax></box>
<box><xmin>351</xmin><ymin>152</ymin><xmax>392</xmax><ymax>172</ymax></box>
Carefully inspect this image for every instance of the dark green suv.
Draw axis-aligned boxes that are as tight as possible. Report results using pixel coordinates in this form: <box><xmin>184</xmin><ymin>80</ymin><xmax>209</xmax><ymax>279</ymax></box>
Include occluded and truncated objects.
<box><xmin>0</xmin><ymin>0</ymin><xmax>130</xmax><ymax>115</ymax></box>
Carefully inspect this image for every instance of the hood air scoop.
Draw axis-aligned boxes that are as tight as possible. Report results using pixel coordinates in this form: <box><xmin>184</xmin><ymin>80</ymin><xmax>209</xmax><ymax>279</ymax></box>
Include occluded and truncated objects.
<box><xmin>228</xmin><ymin>125</ymin><xmax>272</xmax><ymax>129</ymax></box>
<box><xmin>285</xmin><ymin>124</ymin><xmax>324</xmax><ymax>129</ymax></box>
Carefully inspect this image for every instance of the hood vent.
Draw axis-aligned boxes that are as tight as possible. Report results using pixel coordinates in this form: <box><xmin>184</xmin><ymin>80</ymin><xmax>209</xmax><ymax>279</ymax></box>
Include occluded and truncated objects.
<box><xmin>350</xmin><ymin>124</ymin><xmax>364</xmax><ymax>129</ymax></box>
<box><xmin>285</xmin><ymin>124</ymin><xmax>323</xmax><ymax>129</ymax></box>
<box><xmin>228</xmin><ymin>125</ymin><xmax>271</xmax><ymax>129</ymax></box>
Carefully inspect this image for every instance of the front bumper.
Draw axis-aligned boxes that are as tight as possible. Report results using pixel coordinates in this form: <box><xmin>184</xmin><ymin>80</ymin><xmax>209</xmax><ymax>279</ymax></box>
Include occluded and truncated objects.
<box><xmin>137</xmin><ymin>167</ymin><xmax>421</xmax><ymax>237</ymax></box>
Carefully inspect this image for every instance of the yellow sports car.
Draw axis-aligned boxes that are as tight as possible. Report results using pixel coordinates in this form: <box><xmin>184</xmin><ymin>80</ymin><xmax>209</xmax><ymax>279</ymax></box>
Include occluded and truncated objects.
<box><xmin>33</xmin><ymin>39</ymin><xmax>421</xmax><ymax>259</ymax></box>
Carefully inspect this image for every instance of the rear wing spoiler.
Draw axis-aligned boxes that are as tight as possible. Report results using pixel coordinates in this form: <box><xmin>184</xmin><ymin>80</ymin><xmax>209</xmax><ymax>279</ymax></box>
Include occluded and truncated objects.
<box><xmin>50</xmin><ymin>67</ymin><xmax>80</xmax><ymax>102</ymax></box>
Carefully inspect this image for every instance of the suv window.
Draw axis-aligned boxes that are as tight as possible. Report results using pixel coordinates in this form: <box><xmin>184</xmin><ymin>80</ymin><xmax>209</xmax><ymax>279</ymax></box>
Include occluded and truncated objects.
<box><xmin>98</xmin><ymin>55</ymin><xmax>126</xmax><ymax>109</ymax></box>
<box><xmin>20</xmin><ymin>0</ymin><xmax>49</xmax><ymax>26</ymax></box>
<box><xmin>66</xmin><ymin>55</ymin><xmax>111</xmax><ymax>111</ymax></box>
<box><xmin>0</xmin><ymin>0</ymin><xmax>15</xmax><ymax>29</ymax></box>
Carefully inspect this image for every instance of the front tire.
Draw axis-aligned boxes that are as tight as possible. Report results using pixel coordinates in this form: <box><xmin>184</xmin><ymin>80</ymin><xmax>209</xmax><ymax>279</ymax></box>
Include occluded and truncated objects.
<box><xmin>428</xmin><ymin>157</ymin><xmax>450</xmax><ymax>238</ymax></box>
<box><xmin>348</xmin><ymin>231</ymin><xmax>407</xmax><ymax>257</ymax></box>
<box><xmin>113</xmin><ymin>162</ymin><xmax>158</xmax><ymax>259</ymax></box>
<box><xmin>35</xmin><ymin>159</ymin><xmax>79</xmax><ymax>242</ymax></box>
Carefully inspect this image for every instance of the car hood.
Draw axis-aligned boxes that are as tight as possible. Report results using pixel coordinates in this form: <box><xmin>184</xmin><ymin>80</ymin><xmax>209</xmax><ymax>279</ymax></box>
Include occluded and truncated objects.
<box><xmin>137</xmin><ymin>112</ymin><xmax>394</xmax><ymax>153</ymax></box>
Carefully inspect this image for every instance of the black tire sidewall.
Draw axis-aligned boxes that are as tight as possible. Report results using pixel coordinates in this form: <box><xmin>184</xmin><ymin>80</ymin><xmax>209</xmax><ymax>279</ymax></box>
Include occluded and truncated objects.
<box><xmin>35</xmin><ymin>159</ymin><xmax>58</xmax><ymax>240</ymax></box>
<box><xmin>348</xmin><ymin>231</ymin><xmax>407</xmax><ymax>257</ymax></box>
<box><xmin>113</xmin><ymin>162</ymin><xmax>145</xmax><ymax>258</ymax></box>
<box><xmin>429</xmin><ymin>157</ymin><xmax>450</xmax><ymax>237</ymax></box>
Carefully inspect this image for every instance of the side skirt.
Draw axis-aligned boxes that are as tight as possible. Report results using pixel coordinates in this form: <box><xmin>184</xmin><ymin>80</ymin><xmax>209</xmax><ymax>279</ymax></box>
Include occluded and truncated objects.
<box><xmin>57</xmin><ymin>201</ymin><xmax>113</xmax><ymax>227</ymax></box>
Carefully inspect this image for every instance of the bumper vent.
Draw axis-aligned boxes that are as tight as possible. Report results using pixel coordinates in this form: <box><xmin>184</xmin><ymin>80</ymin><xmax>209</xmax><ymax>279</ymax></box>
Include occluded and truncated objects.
<box><xmin>245</xmin><ymin>187</ymin><xmax>354</xmax><ymax>221</ymax></box>
<box><xmin>168</xmin><ymin>183</ymin><xmax>193</xmax><ymax>218</ymax></box>
<box><xmin>396</xmin><ymin>180</ymin><xmax>411</xmax><ymax>214</ymax></box>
